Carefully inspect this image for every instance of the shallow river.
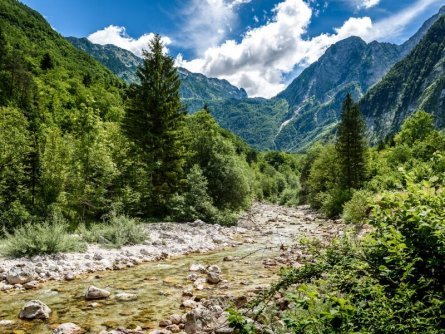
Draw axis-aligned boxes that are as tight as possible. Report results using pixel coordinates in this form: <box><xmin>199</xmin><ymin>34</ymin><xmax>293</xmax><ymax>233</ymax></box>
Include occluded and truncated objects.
<box><xmin>0</xmin><ymin>220</ymin><xmax>311</xmax><ymax>333</ymax></box>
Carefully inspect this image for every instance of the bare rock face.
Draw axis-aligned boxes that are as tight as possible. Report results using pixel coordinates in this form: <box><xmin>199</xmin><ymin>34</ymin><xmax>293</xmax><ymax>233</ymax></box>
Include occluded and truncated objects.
<box><xmin>19</xmin><ymin>300</ymin><xmax>51</xmax><ymax>320</ymax></box>
<box><xmin>53</xmin><ymin>323</ymin><xmax>84</xmax><ymax>334</ymax></box>
<box><xmin>85</xmin><ymin>286</ymin><xmax>110</xmax><ymax>300</ymax></box>
<box><xmin>6</xmin><ymin>264</ymin><xmax>36</xmax><ymax>285</ymax></box>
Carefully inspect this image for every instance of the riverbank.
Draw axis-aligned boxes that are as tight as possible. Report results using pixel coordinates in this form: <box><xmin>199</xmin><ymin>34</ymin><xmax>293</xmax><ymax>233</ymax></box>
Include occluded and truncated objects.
<box><xmin>0</xmin><ymin>203</ymin><xmax>346</xmax><ymax>333</ymax></box>
<box><xmin>0</xmin><ymin>204</ymin><xmax>339</xmax><ymax>292</ymax></box>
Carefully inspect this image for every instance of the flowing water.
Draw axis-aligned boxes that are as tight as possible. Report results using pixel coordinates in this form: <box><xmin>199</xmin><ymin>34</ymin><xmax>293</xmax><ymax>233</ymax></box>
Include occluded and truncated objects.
<box><xmin>0</xmin><ymin>207</ymin><xmax>337</xmax><ymax>333</ymax></box>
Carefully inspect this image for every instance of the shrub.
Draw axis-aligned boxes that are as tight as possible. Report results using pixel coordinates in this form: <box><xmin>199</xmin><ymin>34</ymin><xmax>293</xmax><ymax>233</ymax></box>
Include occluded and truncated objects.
<box><xmin>78</xmin><ymin>212</ymin><xmax>147</xmax><ymax>248</ymax></box>
<box><xmin>320</xmin><ymin>188</ymin><xmax>351</xmax><ymax>218</ymax></box>
<box><xmin>342</xmin><ymin>190</ymin><xmax>372</xmax><ymax>224</ymax></box>
<box><xmin>279</xmin><ymin>188</ymin><xmax>299</xmax><ymax>206</ymax></box>
<box><xmin>4</xmin><ymin>216</ymin><xmax>86</xmax><ymax>257</ymax></box>
<box><xmin>170</xmin><ymin>165</ymin><xmax>240</xmax><ymax>226</ymax></box>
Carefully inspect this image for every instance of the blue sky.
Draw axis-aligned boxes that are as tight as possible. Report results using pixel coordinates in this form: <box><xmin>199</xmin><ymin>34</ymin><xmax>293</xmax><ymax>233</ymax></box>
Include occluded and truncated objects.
<box><xmin>22</xmin><ymin>0</ymin><xmax>445</xmax><ymax>97</ymax></box>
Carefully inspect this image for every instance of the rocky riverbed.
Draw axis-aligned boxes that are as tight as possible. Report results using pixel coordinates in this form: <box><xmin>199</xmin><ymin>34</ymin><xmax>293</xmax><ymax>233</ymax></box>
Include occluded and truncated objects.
<box><xmin>0</xmin><ymin>204</ymin><xmax>346</xmax><ymax>333</ymax></box>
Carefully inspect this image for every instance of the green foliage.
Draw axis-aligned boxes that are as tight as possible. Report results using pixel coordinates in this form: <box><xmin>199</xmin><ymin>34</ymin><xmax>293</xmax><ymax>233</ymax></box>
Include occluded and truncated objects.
<box><xmin>184</xmin><ymin>110</ymin><xmax>254</xmax><ymax>211</ymax></box>
<box><xmin>306</xmin><ymin>143</ymin><xmax>346</xmax><ymax>217</ymax></box>
<box><xmin>0</xmin><ymin>107</ymin><xmax>32</xmax><ymax>232</ymax></box>
<box><xmin>233</xmin><ymin>113</ymin><xmax>445</xmax><ymax>333</ymax></box>
<box><xmin>395</xmin><ymin>110</ymin><xmax>435</xmax><ymax>146</ymax></box>
<box><xmin>342</xmin><ymin>189</ymin><xmax>372</xmax><ymax>224</ymax></box>
<box><xmin>336</xmin><ymin>94</ymin><xmax>368</xmax><ymax>190</ymax></box>
<box><xmin>124</xmin><ymin>34</ymin><xmax>186</xmax><ymax>216</ymax></box>
<box><xmin>78</xmin><ymin>212</ymin><xmax>148</xmax><ymax>248</ymax></box>
<box><xmin>360</xmin><ymin>15</ymin><xmax>445</xmax><ymax>142</ymax></box>
<box><xmin>4</xmin><ymin>215</ymin><xmax>86</xmax><ymax>257</ymax></box>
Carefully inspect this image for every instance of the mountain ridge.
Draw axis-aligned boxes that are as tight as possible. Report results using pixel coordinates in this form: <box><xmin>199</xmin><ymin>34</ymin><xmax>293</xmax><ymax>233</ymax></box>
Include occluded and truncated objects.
<box><xmin>68</xmin><ymin>6</ymin><xmax>445</xmax><ymax>152</ymax></box>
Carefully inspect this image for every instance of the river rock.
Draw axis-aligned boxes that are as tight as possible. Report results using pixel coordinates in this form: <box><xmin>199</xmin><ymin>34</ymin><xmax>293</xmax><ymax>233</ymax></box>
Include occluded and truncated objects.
<box><xmin>206</xmin><ymin>272</ymin><xmax>221</xmax><ymax>284</ymax></box>
<box><xmin>189</xmin><ymin>263</ymin><xmax>206</xmax><ymax>273</ymax></box>
<box><xmin>116</xmin><ymin>293</ymin><xmax>138</xmax><ymax>302</ymax></box>
<box><xmin>166</xmin><ymin>324</ymin><xmax>181</xmax><ymax>333</ymax></box>
<box><xmin>0</xmin><ymin>320</ymin><xmax>14</xmax><ymax>326</ymax></box>
<box><xmin>53</xmin><ymin>323</ymin><xmax>84</xmax><ymax>334</ymax></box>
<box><xmin>215</xmin><ymin>327</ymin><xmax>234</xmax><ymax>334</ymax></box>
<box><xmin>159</xmin><ymin>319</ymin><xmax>172</xmax><ymax>327</ymax></box>
<box><xmin>181</xmin><ymin>299</ymin><xmax>197</xmax><ymax>309</ymax></box>
<box><xmin>223</xmin><ymin>256</ymin><xmax>234</xmax><ymax>262</ymax></box>
<box><xmin>19</xmin><ymin>300</ymin><xmax>51</xmax><ymax>320</ymax></box>
<box><xmin>187</xmin><ymin>273</ymin><xmax>198</xmax><ymax>281</ymax></box>
<box><xmin>24</xmin><ymin>280</ymin><xmax>39</xmax><ymax>290</ymax></box>
<box><xmin>207</xmin><ymin>265</ymin><xmax>221</xmax><ymax>274</ymax></box>
<box><xmin>169</xmin><ymin>314</ymin><xmax>182</xmax><ymax>325</ymax></box>
<box><xmin>85</xmin><ymin>286</ymin><xmax>110</xmax><ymax>300</ymax></box>
<box><xmin>6</xmin><ymin>264</ymin><xmax>35</xmax><ymax>285</ymax></box>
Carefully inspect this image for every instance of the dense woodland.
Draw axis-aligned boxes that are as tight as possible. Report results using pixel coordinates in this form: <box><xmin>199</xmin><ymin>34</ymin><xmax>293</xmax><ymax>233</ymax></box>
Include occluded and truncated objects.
<box><xmin>0</xmin><ymin>0</ymin><xmax>444</xmax><ymax>333</ymax></box>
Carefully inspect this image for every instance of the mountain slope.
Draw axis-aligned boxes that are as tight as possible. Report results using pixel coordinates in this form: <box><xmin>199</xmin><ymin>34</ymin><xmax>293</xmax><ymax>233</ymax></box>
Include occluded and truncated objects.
<box><xmin>66</xmin><ymin>37</ymin><xmax>141</xmax><ymax>83</ymax></box>
<box><xmin>274</xmin><ymin>37</ymin><xmax>402</xmax><ymax>151</ymax></box>
<box><xmin>360</xmin><ymin>15</ymin><xmax>445</xmax><ymax>142</ymax></box>
<box><xmin>67</xmin><ymin>37</ymin><xmax>247</xmax><ymax>112</ymax></box>
<box><xmin>67</xmin><ymin>7</ymin><xmax>444</xmax><ymax>152</ymax></box>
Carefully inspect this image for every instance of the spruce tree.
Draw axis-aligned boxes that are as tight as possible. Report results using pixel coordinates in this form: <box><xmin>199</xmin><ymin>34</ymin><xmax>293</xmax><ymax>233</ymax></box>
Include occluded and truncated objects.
<box><xmin>124</xmin><ymin>34</ymin><xmax>185</xmax><ymax>216</ymax></box>
<box><xmin>336</xmin><ymin>94</ymin><xmax>368</xmax><ymax>190</ymax></box>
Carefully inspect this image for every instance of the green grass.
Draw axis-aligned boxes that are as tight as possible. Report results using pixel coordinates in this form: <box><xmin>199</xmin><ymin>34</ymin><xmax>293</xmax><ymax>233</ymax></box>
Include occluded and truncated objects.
<box><xmin>3</xmin><ymin>222</ymin><xmax>87</xmax><ymax>257</ymax></box>
<box><xmin>77</xmin><ymin>212</ymin><xmax>148</xmax><ymax>248</ymax></box>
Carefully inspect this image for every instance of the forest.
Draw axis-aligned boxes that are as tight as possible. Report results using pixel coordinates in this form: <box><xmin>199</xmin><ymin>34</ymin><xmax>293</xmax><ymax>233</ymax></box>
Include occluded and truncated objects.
<box><xmin>0</xmin><ymin>0</ymin><xmax>444</xmax><ymax>333</ymax></box>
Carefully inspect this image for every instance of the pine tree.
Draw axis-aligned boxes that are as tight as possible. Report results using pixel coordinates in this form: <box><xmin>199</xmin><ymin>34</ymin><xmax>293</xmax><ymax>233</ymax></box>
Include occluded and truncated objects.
<box><xmin>335</xmin><ymin>94</ymin><xmax>368</xmax><ymax>190</ymax></box>
<box><xmin>124</xmin><ymin>34</ymin><xmax>185</xmax><ymax>216</ymax></box>
<box><xmin>40</xmin><ymin>52</ymin><xmax>54</xmax><ymax>70</ymax></box>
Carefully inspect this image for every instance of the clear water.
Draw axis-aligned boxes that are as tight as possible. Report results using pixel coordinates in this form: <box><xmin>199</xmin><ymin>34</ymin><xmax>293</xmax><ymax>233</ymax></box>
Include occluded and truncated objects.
<box><xmin>0</xmin><ymin>218</ymin><xmax>321</xmax><ymax>333</ymax></box>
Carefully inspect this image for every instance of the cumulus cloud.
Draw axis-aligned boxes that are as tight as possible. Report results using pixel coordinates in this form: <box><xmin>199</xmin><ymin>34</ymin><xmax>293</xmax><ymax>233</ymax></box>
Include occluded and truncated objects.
<box><xmin>88</xmin><ymin>25</ymin><xmax>171</xmax><ymax>57</ymax></box>
<box><xmin>177</xmin><ymin>0</ymin><xmax>252</xmax><ymax>54</ymax></box>
<box><xmin>177</xmin><ymin>0</ymin><xmax>437</xmax><ymax>97</ymax></box>
<box><xmin>177</xmin><ymin>0</ymin><xmax>368</xmax><ymax>97</ymax></box>
<box><xmin>88</xmin><ymin>0</ymin><xmax>438</xmax><ymax>98</ymax></box>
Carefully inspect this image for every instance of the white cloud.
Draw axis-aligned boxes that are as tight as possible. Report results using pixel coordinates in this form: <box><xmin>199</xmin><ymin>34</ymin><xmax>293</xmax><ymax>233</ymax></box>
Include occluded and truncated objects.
<box><xmin>177</xmin><ymin>0</ymin><xmax>368</xmax><ymax>97</ymax></box>
<box><xmin>356</xmin><ymin>0</ymin><xmax>381</xmax><ymax>9</ymax></box>
<box><xmin>177</xmin><ymin>0</ymin><xmax>252</xmax><ymax>54</ymax></box>
<box><xmin>360</xmin><ymin>0</ymin><xmax>441</xmax><ymax>42</ymax></box>
<box><xmin>177</xmin><ymin>0</ymin><xmax>438</xmax><ymax>97</ymax></box>
<box><xmin>87</xmin><ymin>25</ymin><xmax>171</xmax><ymax>57</ymax></box>
<box><xmin>87</xmin><ymin>0</ymin><xmax>439</xmax><ymax>98</ymax></box>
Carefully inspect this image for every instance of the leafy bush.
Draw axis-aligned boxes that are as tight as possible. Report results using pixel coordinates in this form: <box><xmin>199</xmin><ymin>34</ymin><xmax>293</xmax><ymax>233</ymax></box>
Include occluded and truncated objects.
<box><xmin>78</xmin><ymin>212</ymin><xmax>147</xmax><ymax>248</ymax></box>
<box><xmin>4</xmin><ymin>216</ymin><xmax>86</xmax><ymax>257</ymax></box>
<box><xmin>342</xmin><ymin>190</ymin><xmax>372</xmax><ymax>224</ymax></box>
<box><xmin>230</xmin><ymin>175</ymin><xmax>445</xmax><ymax>333</ymax></box>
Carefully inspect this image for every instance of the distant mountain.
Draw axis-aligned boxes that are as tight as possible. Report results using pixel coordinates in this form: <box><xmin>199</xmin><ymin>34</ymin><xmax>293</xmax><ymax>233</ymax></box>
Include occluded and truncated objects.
<box><xmin>67</xmin><ymin>6</ymin><xmax>445</xmax><ymax>152</ymax></box>
<box><xmin>67</xmin><ymin>37</ymin><xmax>247</xmax><ymax>112</ymax></box>
<box><xmin>66</xmin><ymin>37</ymin><xmax>141</xmax><ymax>83</ymax></box>
<box><xmin>399</xmin><ymin>5</ymin><xmax>445</xmax><ymax>56</ymax></box>
<box><xmin>274</xmin><ymin>37</ymin><xmax>402</xmax><ymax>151</ymax></box>
<box><xmin>360</xmin><ymin>14</ymin><xmax>445</xmax><ymax>142</ymax></box>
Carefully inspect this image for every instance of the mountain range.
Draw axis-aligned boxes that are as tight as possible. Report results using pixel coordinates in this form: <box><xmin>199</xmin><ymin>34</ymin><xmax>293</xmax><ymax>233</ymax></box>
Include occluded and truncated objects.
<box><xmin>67</xmin><ymin>6</ymin><xmax>445</xmax><ymax>152</ymax></box>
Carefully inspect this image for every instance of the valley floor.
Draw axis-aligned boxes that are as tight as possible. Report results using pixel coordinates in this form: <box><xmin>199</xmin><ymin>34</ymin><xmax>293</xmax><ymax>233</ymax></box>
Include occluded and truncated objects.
<box><xmin>0</xmin><ymin>203</ymin><xmax>346</xmax><ymax>333</ymax></box>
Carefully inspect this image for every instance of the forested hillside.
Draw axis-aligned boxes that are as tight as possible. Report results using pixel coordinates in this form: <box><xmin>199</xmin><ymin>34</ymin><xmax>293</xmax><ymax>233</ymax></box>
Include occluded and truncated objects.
<box><xmin>0</xmin><ymin>0</ymin><xmax>300</xmax><ymax>236</ymax></box>
<box><xmin>361</xmin><ymin>15</ymin><xmax>445</xmax><ymax>142</ymax></box>
<box><xmin>68</xmin><ymin>37</ymin><xmax>248</xmax><ymax>113</ymax></box>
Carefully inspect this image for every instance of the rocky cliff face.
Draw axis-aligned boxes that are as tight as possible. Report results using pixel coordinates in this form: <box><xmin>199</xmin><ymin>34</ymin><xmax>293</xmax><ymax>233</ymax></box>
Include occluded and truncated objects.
<box><xmin>273</xmin><ymin>37</ymin><xmax>402</xmax><ymax>151</ymax></box>
<box><xmin>66</xmin><ymin>37</ymin><xmax>141</xmax><ymax>83</ymax></box>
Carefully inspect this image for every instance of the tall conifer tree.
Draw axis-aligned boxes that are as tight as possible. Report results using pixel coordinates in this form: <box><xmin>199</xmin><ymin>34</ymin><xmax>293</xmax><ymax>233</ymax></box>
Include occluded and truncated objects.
<box><xmin>124</xmin><ymin>34</ymin><xmax>185</xmax><ymax>216</ymax></box>
<box><xmin>336</xmin><ymin>94</ymin><xmax>368</xmax><ymax>190</ymax></box>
